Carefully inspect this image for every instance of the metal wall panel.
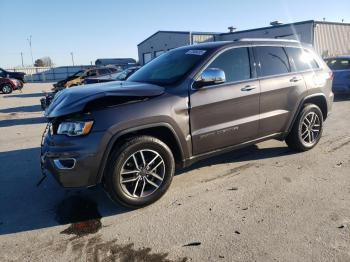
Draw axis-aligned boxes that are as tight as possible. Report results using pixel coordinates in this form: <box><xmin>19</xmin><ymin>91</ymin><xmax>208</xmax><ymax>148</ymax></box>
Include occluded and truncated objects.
<box><xmin>219</xmin><ymin>22</ymin><xmax>314</xmax><ymax>44</ymax></box>
<box><xmin>137</xmin><ymin>32</ymin><xmax>190</xmax><ymax>65</ymax></box>
<box><xmin>314</xmin><ymin>23</ymin><xmax>350</xmax><ymax>58</ymax></box>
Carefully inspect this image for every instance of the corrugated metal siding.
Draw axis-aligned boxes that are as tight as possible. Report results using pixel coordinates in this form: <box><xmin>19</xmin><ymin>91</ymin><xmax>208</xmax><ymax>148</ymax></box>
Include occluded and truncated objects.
<box><xmin>314</xmin><ymin>23</ymin><xmax>350</xmax><ymax>58</ymax></box>
<box><xmin>219</xmin><ymin>22</ymin><xmax>314</xmax><ymax>44</ymax></box>
<box><xmin>192</xmin><ymin>34</ymin><xmax>215</xmax><ymax>44</ymax></box>
<box><xmin>138</xmin><ymin>32</ymin><xmax>190</xmax><ymax>65</ymax></box>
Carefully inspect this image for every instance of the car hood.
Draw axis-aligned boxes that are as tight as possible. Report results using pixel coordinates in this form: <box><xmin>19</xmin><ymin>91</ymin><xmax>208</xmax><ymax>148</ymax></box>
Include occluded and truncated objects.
<box><xmin>45</xmin><ymin>81</ymin><xmax>164</xmax><ymax>118</ymax></box>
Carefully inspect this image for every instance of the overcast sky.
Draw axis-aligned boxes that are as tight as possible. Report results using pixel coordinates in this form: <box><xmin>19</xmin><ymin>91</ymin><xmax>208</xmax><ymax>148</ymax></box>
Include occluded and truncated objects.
<box><xmin>0</xmin><ymin>0</ymin><xmax>349</xmax><ymax>68</ymax></box>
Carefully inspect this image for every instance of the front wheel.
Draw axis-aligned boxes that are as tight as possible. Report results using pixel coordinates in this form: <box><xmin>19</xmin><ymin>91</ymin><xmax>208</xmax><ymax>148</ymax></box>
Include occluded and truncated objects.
<box><xmin>1</xmin><ymin>84</ymin><xmax>13</xmax><ymax>94</ymax></box>
<box><xmin>286</xmin><ymin>104</ymin><xmax>323</xmax><ymax>152</ymax></box>
<box><xmin>104</xmin><ymin>136</ymin><xmax>175</xmax><ymax>208</ymax></box>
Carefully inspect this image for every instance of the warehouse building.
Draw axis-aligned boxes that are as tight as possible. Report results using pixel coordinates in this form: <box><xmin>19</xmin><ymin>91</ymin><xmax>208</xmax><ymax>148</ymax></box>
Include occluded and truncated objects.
<box><xmin>138</xmin><ymin>20</ymin><xmax>350</xmax><ymax>65</ymax></box>
<box><xmin>137</xmin><ymin>31</ymin><xmax>220</xmax><ymax>65</ymax></box>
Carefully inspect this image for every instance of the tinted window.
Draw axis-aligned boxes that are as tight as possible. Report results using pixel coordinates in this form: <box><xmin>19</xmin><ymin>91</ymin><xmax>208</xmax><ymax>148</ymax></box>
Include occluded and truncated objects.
<box><xmin>109</xmin><ymin>67</ymin><xmax>118</xmax><ymax>73</ymax></box>
<box><xmin>325</xmin><ymin>58</ymin><xmax>350</xmax><ymax>70</ymax></box>
<box><xmin>98</xmin><ymin>68</ymin><xmax>110</xmax><ymax>75</ymax></box>
<box><xmin>129</xmin><ymin>47</ymin><xmax>212</xmax><ymax>86</ymax></box>
<box><xmin>285</xmin><ymin>47</ymin><xmax>319</xmax><ymax>71</ymax></box>
<box><xmin>207</xmin><ymin>47</ymin><xmax>251</xmax><ymax>82</ymax></box>
<box><xmin>86</xmin><ymin>70</ymin><xmax>97</xmax><ymax>77</ymax></box>
<box><xmin>255</xmin><ymin>46</ymin><xmax>290</xmax><ymax>77</ymax></box>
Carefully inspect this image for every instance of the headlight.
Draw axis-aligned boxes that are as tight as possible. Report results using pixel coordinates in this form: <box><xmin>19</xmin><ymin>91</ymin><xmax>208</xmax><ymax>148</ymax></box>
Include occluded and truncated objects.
<box><xmin>57</xmin><ymin>121</ymin><xmax>94</xmax><ymax>136</ymax></box>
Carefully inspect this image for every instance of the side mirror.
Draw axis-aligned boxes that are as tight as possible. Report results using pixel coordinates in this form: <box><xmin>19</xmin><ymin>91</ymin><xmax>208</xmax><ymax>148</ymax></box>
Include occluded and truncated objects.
<box><xmin>194</xmin><ymin>68</ymin><xmax>226</xmax><ymax>88</ymax></box>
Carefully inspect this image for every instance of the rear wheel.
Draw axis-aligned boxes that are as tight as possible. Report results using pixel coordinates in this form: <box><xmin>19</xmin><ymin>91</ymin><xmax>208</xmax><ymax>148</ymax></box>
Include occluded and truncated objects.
<box><xmin>104</xmin><ymin>136</ymin><xmax>175</xmax><ymax>208</ymax></box>
<box><xmin>286</xmin><ymin>104</ymin><xmax>323</xmax><ymax>152</ymax></box>
<box><xmin>1</xmin><ymin>84</ymin><xmax>13</xmax><ymax>94</ymax></box>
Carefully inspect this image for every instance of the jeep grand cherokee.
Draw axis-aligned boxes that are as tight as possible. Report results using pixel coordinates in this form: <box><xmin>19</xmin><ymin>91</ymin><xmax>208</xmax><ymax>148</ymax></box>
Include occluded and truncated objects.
<box><xmin>41</xmin><ymin>39</ymin><xmax>334</xmax><ymax>208</ymax></box>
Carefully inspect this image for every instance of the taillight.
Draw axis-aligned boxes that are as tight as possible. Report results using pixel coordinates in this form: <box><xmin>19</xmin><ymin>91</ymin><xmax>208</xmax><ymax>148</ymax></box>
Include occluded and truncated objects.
<box><xmin>327</xmin><ymin>71</ymin><xmax>334</xmax><ymax>80</ymax></box>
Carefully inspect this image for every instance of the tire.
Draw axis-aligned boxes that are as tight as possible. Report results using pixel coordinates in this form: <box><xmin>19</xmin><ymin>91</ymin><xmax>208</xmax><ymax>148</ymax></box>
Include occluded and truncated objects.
<box><xmin>104</xmin><ymin>136</ymin><xmax>175</xmax><ymax>208</ymax></box>
<box><xmin>286</xmin><ymin>104</ymin><xmax>323</xmax><ymax>152</ymax></box>
<box><xmin>1</xmin><ymin>84</ymin><xmax>13</xmax><ymax>94</ymax></box>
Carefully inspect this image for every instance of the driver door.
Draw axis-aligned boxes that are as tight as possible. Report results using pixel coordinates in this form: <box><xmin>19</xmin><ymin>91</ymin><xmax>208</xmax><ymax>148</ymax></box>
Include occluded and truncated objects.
<box><xmin>190</xmin><ymin>47</ymin><xmax>260</xmax><ymax>155</ymax></box>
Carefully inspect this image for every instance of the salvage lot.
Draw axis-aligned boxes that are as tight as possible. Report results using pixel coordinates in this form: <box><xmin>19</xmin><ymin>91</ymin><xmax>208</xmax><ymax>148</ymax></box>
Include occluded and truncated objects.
<box><xmin>0</xmin><ymin>83</ymin><xmax>350</xmax><ymax>261</ymax></box>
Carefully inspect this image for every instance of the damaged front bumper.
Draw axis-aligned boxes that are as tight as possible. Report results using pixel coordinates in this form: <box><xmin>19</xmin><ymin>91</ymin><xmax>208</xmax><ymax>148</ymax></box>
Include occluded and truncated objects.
<box><xmin>40</xmin><ymin>123</ymin><xmax>108</xmax><ymax>188</ymax></box>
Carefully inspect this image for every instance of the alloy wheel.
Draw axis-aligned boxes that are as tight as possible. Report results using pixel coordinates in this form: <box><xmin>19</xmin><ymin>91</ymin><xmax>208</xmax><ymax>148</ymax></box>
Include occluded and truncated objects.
<box><xmin>2</xmin><ymin>85</ymin><xmax>11</xmax><ymax>94</ymax></box>
<box><xmin>300</xmin><ymin>112</ymin><xmax>321</xmax><ymax>145</ymax></box>
<box><xmin>119</xmin><ymin>149</ymin><xmax>165</xmax><ymax>198</ymax></box>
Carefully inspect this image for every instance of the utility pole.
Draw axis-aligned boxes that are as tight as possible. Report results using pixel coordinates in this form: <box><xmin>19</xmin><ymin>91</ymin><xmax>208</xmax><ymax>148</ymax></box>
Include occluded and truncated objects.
<box><xmin>27</xmin><ymin>35</ymin><xmax>34</xmax><ymax>66</ymax></box>
<box><xmin>20</xmin><ymin>52</ymin><xmax>24</xmax><ymax>67</ymax></box>
<box><xmin>70</xmin><ymin>52</ymin><xmax>75</xmax><ymax>66</ymax></box>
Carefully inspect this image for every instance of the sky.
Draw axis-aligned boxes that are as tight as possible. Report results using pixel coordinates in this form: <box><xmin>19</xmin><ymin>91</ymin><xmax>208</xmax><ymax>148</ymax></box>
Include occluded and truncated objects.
<box><xmin>0</xmin><ymin>0</ymin><xmax>349</xmax><ymax>68</ymax></box>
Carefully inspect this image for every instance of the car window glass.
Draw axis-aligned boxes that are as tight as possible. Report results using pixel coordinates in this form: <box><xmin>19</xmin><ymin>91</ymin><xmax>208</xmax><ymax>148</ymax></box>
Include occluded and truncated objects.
<box><xmin>117</xmin><ymin>70</ymin><xmax>130</xmax><ymax>80</ymax></box>
<box><xmin>87</xmin><ymin>70</ymin><xmax>97</xmax><ymax>77</ymax></box>
<box><xmin>285</xmin><ymin>47</ymin><xmax>319</xmax><ymax>71</ymax></box>
<box><xmin>98</xmin><ymin>69</ymin><xmax>110</xmax><ymax>75</ymax></box>
<box><xmin>207</xmin><ymin>47</ymin><xmax>251</xmax><ymax>82</ymax></box>
<box><xmin>255</xmin><ymin>46</ymin><xmax>290</xmax><ymax>77</ymax></box>
<box><xmin>326</xmin><ymin>58</ymin><xmax>350</xmax><ymax>70</ymax></box>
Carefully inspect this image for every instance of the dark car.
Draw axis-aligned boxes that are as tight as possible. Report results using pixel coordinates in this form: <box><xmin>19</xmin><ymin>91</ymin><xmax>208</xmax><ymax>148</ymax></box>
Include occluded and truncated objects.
<box><xmin>325</xmin><ymin>56</ymin><xmax>350</xmax><ymax>94</ymax></box>
<box><xmin>84</xmin><ymin>66</ymin><xmax>140</xmax><ymax>85</ymax></box>
<box><xmin>0</xmin><ymin>77</ymin><xmax>23</xmax><ymax>94</ymax></box>
<box><xmin>41</xmin><ymin>39</ymin><xmax>333</xmax><ymax>208</ymax></box>
<box><xmin>0</xmin><ymin>68</ymin><xmax>25</xmax><ymax>83</ymax></box>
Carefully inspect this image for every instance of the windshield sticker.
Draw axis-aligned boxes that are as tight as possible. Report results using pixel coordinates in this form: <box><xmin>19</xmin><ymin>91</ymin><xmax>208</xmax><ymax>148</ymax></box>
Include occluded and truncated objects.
<box><xmin>186</xmin><ymin>50</ymin><xmax>207</xmax><ymax>56</ymax></box>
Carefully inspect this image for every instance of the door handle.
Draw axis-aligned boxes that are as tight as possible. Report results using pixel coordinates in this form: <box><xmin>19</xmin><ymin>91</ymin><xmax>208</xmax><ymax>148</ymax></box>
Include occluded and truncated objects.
<box><xmin>241</xmin><ymin>85</ymin><xmax>257</xmax><ymax>91</ymax></box>
<box><xmin>290</xmin><ymin>76</ymin><xmax>302</xmax><ymax>82</ymax></box>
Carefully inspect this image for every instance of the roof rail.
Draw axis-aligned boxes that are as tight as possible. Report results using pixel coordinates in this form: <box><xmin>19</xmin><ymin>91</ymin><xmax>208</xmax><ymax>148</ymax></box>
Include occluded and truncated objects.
<box><xmin>234</xmin><ymin>38</ymin><xmax>300</xmax><ymax>43</ymax></box>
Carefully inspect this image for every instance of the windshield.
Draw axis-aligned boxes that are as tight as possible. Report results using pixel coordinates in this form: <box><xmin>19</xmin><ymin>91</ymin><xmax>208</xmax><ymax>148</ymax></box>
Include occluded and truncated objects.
<box><xmin>128</xmin><ymin>48</ymin><xmax>211</xmax><ymax>86</ymax></box>
<box><xmin>116</xmin><ymin>69</ymin><xmax>131</xmax><ymax>81</ymax></box>
<box><xmin>73</xmin><ymin>70</ymin><xmax>85</xmax><ymax>77</ymax></box>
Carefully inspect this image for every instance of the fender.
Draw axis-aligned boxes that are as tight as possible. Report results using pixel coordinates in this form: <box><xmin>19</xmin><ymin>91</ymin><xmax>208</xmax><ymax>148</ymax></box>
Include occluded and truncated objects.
<box><xmin>95</xmin><ymin>122</ymin><xmax>187</xmax><ymax>184</ymax></box>
<box><xmin>284</xmin><ymin>93</ymin><xmax>328</xmax><ymax>138</ymax></box>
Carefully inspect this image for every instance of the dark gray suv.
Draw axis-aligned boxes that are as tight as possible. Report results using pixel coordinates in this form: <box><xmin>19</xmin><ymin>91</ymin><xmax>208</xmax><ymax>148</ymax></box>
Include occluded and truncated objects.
<box><xmin>41</xmin><ymin>39</ymin><xmax>334</xmax><ymax>208</ymax></box>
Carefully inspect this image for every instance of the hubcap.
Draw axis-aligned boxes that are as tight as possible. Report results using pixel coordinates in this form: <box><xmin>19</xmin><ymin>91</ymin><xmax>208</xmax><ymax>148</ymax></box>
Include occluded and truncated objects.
<box><xmin>119</xmin><ymin>149</ymin><xmax>165</xmax><ymax>198</ymax></box>
<box><xmin>3</xmin><ymin>85</ymin><xmax>11</xmax><ymax>93</ymax></box>
<box><xmin>300</xmin><ymin>112</ymin><xmax>321</xmax><ymax>145</ymax></box>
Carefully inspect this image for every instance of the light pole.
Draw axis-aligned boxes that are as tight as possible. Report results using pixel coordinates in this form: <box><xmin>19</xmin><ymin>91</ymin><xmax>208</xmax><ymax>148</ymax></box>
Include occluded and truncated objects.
<box><xmin>20</xmin><ymin>52</ymin><xmax>24</xmax><ymax>67</ymax></box>
<box><xmin>70</xmin><ymin>52</ymin><xmax>75</xmax><ymax>66</ymax></box>
<box><xmin>27</xmin><ymin>35</ymin><xmax>34</xmax><ymax>66</ymax></box>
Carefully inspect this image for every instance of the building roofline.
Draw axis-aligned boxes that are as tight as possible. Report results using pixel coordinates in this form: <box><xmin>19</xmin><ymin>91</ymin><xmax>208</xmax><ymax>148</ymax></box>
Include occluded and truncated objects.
<box><xmin>314</xmin><ymin>20</ymin><xmax>350</xmax><ymax>26</ymax></box>
<box><xmin>137</xmin><ymin>30</ymin><xmax>221</xmax><ymax>46</ymax></box>
<box><xmin>220</xmin><ymin>20</ymin><xmax>316</xmax><ymax>36</ymax></box>
<box><xmin>138</xmin><ymin>20</ymin><xmax>350</xmax><ymax>47</ymax></box>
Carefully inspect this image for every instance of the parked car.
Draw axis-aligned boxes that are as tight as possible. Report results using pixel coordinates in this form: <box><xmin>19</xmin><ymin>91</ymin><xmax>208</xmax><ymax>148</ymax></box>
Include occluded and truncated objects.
<box><xmin>0</xmin><ymin>68</ymin><xmax>26</xmax><ymax>83</ymax></box>
<box><xmin>41</xmin><ymin>67</ymin><xmax>123</xmax><ymax>110</ymax></box>
<box><xmin>0</xmin><ymin>77</ymin><xmax>23</xmax><ymax>94</ymax></box>
<box><xmin>324</xmin><ymin>56</ymin><xmax>350</xmax><ymax>94</ymax></box>
<box><xmin>84</xmin><ymin>66</ymin><xmax>141</xmax><ymax>85</ymax></box>
<box><xmin>53</xmin><ymin>67</ymin><xmax>119</xmax><ymax>90</ymax></box>
<box><xmin>41</xmin><ymin>39</ymin><xmax>333</xmax><ymax>208</ymax></box>
<box><xmin>65</xmin><ymin>67</ymin><xmax>119</xmax><ymax>88</ymax></box>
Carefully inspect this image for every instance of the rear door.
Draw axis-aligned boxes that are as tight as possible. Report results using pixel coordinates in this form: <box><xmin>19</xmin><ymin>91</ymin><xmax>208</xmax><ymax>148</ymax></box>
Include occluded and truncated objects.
<box><xmin>190</xmin><ymin>47</ymin><xmax>260</xmax><ymax>155</ymax></box>
<box><xmin>254</xmin><ymin>46</ymin><xmax>306</xmax><ymax>137</ymax></box>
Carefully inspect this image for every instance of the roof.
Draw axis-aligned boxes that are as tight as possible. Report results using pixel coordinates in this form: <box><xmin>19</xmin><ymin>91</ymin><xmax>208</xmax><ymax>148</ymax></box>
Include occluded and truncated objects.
<box><xmin>95</xmin><ymin>58</ymin><xmax>136</xmax><ymax>65</ymax></box>
<box><xmin>137</xmin><ymin>30</ymin><xmax>221</xmax><ymax>46</ymax></box>
<box><xmin>219</xmin><ymin>20</ymin><xmax>316</xmax><ymax>36</ymax></box>
<box><xmin>138</xmin><ymin>20</ymin><xmax>350</xmax><ymax>47</ymax></box>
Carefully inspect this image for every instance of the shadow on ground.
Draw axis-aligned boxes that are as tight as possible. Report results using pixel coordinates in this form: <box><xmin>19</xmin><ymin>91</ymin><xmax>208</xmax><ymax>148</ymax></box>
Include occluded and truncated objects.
<box><xmin>0</xmin><ymin>105</ymin><xmax>42</xmax><ymax>114</ymax></box>
<box><xmin>0</xmin><ymin>142</ymin><xmax>293</xmax><ymax>235</ymax></box>
<box><xmin>334</xmin><ymin>94</ymin><xmax>350</xmax><ymax>102</ymax></box>
<box><xmin>177</xmin><ymin>144</ymin><xmax>294</xmax><ymax>175</ymax></box>
<box><xmin>0</xmin><ymin>116</ymin><xmax>46</xmax><ymax>128</ymax></box>
<box><xmin>0</xmin><ymin>147</ymin><xmax>128</xmax><ymax>235</ymax></box>
<box><xmin>3</xmin><ymin>92</ymin><xmax>46</xmax><ymax>98</ymax></box>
